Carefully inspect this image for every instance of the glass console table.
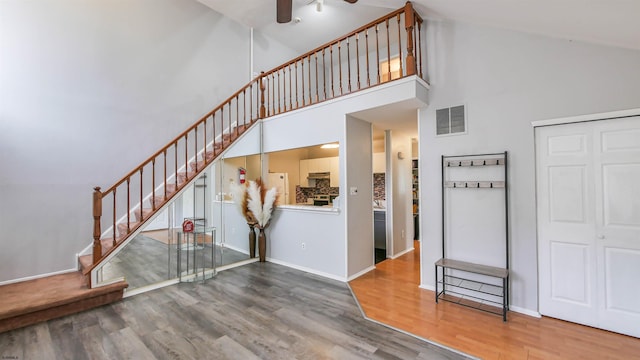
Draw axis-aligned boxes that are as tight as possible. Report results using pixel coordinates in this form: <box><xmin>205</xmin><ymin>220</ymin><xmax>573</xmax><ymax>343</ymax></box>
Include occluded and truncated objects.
<box><xmin>175</xmin><ymin>226</ymin><xmax>217</xmax><ymax>282</ymax></box>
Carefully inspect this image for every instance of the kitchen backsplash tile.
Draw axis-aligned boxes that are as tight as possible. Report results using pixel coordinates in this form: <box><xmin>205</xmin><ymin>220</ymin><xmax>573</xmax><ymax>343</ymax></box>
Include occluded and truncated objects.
<box><xmin>373</xmin><ymin>173</ymin><xmax>385</xmax><ymax>200</ymax></box>
<box><xmin>296</xmin><ymin>179</ymin><xmax>339</xmax><ymax>203</ymax></box>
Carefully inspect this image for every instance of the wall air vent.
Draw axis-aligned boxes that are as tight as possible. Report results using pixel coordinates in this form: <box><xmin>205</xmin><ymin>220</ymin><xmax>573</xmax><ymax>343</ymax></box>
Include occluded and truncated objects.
<box><xmin>436</xmin><ymin>105</ymin><xmax>466</xmax><ymax>136</ymax></box>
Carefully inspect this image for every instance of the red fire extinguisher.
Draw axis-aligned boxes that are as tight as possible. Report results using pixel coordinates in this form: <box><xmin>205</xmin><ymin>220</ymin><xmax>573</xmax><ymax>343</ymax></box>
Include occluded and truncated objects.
<box><xmin>239</xmin><ymin>167</ymin><xmax>246</xmax><ymax>184</ymax></box>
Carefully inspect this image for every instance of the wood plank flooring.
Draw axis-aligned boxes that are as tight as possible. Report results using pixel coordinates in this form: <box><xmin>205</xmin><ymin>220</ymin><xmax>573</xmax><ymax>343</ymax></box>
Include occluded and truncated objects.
<box><xmin>0</xmin><ymin>262</ymin><xmax>470</xmax><ymax>359</ymax></box>
<box><xmin>102</xmin><ymin>233</ymin><xmax>249</xmax><ymax>289</ymax></box>
<box><xmin>349</xmin><ymin>241</ymin><xmax>640</xmax><ymax>359</ymax></box>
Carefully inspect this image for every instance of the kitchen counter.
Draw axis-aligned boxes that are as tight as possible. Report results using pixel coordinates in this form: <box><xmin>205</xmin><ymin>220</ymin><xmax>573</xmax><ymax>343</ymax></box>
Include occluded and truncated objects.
<box><xmin>278</xmin><ymin>204</ymin><xmax>340</xmax><ymax>213</ymax></box>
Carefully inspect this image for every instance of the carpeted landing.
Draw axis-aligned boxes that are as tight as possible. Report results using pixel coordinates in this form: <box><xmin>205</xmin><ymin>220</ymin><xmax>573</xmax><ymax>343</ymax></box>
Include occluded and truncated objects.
<box><xmin>0</xmin><ymin>271</ymin><xmax>127</xmax><ymax>333</ymax></box>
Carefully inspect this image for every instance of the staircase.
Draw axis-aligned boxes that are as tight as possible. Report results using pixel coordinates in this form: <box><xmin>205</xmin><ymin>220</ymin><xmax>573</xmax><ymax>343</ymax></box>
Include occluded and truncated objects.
<box><xmin>0</xmin><ymin>2</ymin><xmax>427</xmax><ymax>334</ymax></box>
<box><xmin>77</xmin><ymin>124</ymin><xmax>252</xmax><ymax>279</ymax></box>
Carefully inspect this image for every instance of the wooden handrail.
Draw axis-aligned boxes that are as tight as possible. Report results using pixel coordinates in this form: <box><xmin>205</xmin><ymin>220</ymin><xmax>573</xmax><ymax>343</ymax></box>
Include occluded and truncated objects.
<box><xmin>262</xmin><ymin>8</ymin><xmax>405</xmax><ymax>76</ymax></box>
<box><xmin>101</xmin><ymin>77</ymin><xmax>262</xmax><ymax>196</ymax></box>
<box><xmin>89</xmin><ymin>2</ymin><xmax>426</xmax><ymax>285</ymax></box>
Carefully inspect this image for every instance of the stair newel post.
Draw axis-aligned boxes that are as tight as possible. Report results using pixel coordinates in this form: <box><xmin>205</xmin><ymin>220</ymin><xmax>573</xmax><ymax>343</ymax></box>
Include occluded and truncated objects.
<box><xmin>259</xmin><ymin>71</ymin><xmax>266</xmax><ymax>119</ymax></box>
<box><xmin>404</xmin><ymin>1</ymin><xmax>416</xmax><ymax>77</ymax></box>
<box><xmin>92</xmin><ymin>187</ymin><xmax>103</xmax><ymax>265</ymax></box>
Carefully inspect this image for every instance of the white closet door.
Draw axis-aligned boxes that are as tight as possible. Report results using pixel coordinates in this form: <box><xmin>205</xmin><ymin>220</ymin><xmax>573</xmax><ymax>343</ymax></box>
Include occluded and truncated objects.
<box><xmin>537</xmin><ymin>116</ymin><xmax>640</xmax><ymax>338</ymax></box>
<box><xmin>537</xmin><ymin>123</ymin><xmax>598</xmax><ymax>326</ymax></box>
<box><xmin>592</xmin><ymin>118</ymin><xmax>640</xmax><ymax>337</ymax></box>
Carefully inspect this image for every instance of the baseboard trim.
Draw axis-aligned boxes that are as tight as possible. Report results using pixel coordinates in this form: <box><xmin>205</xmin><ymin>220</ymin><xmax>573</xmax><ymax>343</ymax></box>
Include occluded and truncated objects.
<box><xmin>419</xmin><ymin>283</ymin><xmax>435</xmax><ymax>291</ymax></box>
<box><xmin>217</xmin><ymin>258</ymin><xmax>259</xmax><ymax>272</ymax></box>
<box><xmin>0</xmin><ymin>268</ymin><xmax>78</xmax><ymax>287</ymax></box>
<box><xmin>347</xmin><ymin>266</ymin><xmax>376</xmax><ymax>281</ymax></box>
<box><xmin>219</xmin><ymin>243</ymin><xmax>249</xmax><ymax>256</ymax></box>
<box><xmin>510</xmin><ymin>306</ymin><xmax>541</xmax><ymax>318</ymax></box>
<box><xmin>266</xmin><ymin>258</ymin><xmax>347</xmax><ymax>282</ymax></box>
<box><xmin>123</xmin><ymin>279</ymin><xmax>180</xmax><ymax>298</ymax></box>
<box><xmin>389</xmin><ymin>247</ymin><xmax>414</xmax><ymax>259</ymax></box>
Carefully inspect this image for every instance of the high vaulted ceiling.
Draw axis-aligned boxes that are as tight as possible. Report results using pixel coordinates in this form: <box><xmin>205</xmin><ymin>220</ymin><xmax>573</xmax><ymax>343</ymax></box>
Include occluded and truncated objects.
<box><xmin>197</xmin><ymin>0</ymin><xmax>640</xmax><ymax>139</ymax></box>
<box><xmin>198</xmin><ymin>0</ymin><xmax>640</xmax><ymax>54</ymax></box>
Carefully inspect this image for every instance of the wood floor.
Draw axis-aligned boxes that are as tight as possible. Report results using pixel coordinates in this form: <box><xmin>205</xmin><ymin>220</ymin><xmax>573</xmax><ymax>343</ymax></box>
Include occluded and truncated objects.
<box><xmin>349</xmin><ymin>241</ymin><xmax>640</xmax><ymax>359</ymax></box>
<box><xmin>0</xmin><ymin>262</ymin><xmax>469</xmax><ymax>359</ymax></box>
<box><xmin>102</xmin><ymin>233</ymin><xmax>249</xmax><ymax>289</ymax></box>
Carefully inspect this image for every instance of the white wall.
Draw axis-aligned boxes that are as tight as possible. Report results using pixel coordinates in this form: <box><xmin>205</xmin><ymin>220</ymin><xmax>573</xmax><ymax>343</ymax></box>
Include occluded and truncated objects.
<box><xmin>260</xmin><ymin>84</ymin><xmax>346</xmax><ymax>279</ymax></box>
<box><xmin>261</xmin><ymin>78</ymin><xmax>427</xmax><ymax>280</ymax></box>
<box><xmin>0</xmin><ymin>0</ymin><xmax>294</xmax><ymax>283</ymax></box>
<box><xmin>252</xmin><ymin>30</ymin><xmax>300</xmax><ymax>75</ymax></box>
<box><xmin>387</xmin><ymin>131</ymin><xmax>414</xmax><ymax>257</ymax></box>
<box><xmin>419</xmin><ymin>20</ymin><xmax>640</xmax><ymax>313</ymax></box>
<box><xmin>346</xmin><ymin>116</ymin><xmax>374</xmax><ymax>278</ymax></box>
<box><xmin>268</xmin><ymin>208</ymin><xmax>345</xmax><ymax>278</ymax></box>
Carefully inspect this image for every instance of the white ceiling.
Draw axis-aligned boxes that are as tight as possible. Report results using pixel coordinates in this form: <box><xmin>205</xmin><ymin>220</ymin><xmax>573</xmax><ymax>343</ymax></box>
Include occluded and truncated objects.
<box><xmin>199</xmin><ymin>0</ymin><xmax>640</xmax><ymax>54</ymax></box>
<box><xmin>198</xmin><ymin>0</ymin><xmax>640</xmax><ymax>138</ymax></box>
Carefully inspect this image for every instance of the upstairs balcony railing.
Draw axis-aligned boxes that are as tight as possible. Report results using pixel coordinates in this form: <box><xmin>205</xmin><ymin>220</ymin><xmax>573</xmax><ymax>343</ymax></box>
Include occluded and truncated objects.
<box><xmin>260</xmin><ymin>2</ymin><xmax>424</xmax><ymax>116</ymax></box>
<box><xmin>88</xmin><ymin>2</ymin><xmax>426</xmax><ymax>287</ymax></box>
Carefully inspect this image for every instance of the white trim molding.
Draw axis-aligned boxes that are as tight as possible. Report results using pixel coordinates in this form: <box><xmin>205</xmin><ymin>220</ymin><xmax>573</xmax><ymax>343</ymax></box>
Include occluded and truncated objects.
<box><xmin>532</xmin><ymin>108</ymin><xmax>640</xmax><ymax>127</ymax></box>
<box><xmin>347</xmin><ymin>266</ymin><xmax>376</xmax><ymax>281</ymax></box>
<box><xmin>510</xmin><ymin>306</ymin><xmax>542</xmax><ymax>318</ymax></box>
<box><xmin>419</xmin><ymin>283</ymin><xmax>435</xmax><ymax>291</ymax></box>
<box><xmin>266</xmin><ymin>258</ymin><xmax>347</xmax><ymax>282</ymax></box>
<box><xmin>0</xmin><ymin>268</ymin><xmax>77</xmax><ymax>286</ymax></box>
<box><xmin>390</xmin><ymin>247</ymin><xmax>414</xmax><ymax>259</ymax></box>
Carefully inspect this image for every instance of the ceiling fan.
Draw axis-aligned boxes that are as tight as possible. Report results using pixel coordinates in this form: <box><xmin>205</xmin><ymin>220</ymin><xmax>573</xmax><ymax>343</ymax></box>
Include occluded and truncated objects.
<box><xmin>277</xmin><ymin>0</ymin><xmax>358</xmax><ymax>23</ymax></box>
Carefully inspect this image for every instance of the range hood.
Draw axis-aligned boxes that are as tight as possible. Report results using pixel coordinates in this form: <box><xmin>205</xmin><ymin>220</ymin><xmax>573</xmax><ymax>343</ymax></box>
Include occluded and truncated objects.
<box><xmin>307</xmin><ymin>172</ymin><xmax>330</xmax><ymax>179</ymax></box>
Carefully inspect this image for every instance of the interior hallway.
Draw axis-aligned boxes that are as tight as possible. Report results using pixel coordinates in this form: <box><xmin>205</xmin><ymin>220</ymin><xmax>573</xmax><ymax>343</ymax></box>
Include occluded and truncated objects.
<box><xmin>349</xmin><ymin>241</ymin><xmax>640</xmax><ymax>359</ymax></box>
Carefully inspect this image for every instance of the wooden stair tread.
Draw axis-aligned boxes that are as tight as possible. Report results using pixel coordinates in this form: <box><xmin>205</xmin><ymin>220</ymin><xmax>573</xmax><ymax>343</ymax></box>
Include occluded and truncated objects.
<box><xmin>78</xmin><ymin>238</ymin><xmax>120</xmax><ymax>273</ymax></box>
<box><xmin>117</xmin><ymin>221</ymin><xmax>141</xmax><ymax>234</ymax></box>
<box><xmin>78</xmin><ymin>255</ymin><xmax>92</xmax><ymax>273</ymax></box>
<box><xmin>134</xmin><ymin>208</ymin><xmax>153</xmax><ymax>221</ymax></box>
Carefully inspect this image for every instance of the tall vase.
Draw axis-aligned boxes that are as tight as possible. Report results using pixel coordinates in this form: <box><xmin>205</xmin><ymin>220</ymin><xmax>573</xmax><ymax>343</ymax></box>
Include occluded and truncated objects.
<box><xmin>248</xmin><ymin>223</ymin><xmax>256</xmax><ymax>258</ymax></box>
<box><xmin>258</xmin><ymin>227</ymin><xmax>266</xmax><ymax>262</ymax></box>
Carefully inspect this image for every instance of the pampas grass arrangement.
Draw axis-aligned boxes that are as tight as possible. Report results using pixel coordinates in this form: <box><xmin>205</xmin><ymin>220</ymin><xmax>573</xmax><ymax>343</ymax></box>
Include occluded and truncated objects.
<box><xmin>231</xmin><ymin>178</ymin><xmax>279</xmax><ymax>261</ymax></box>
<box><xmin>232</xmin><ymin>178</ymin><xmax>279</xmax><ymax>228</ymax></box>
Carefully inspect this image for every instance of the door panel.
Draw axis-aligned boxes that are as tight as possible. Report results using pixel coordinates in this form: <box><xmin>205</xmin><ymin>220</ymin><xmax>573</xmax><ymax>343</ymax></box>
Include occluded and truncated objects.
<box><xmin>601</xmin><ymin>128</ymin><xmax>640</xmax><ymax>152</ymax></box>
<box><xmin>604</xmin><ymin>248</ymin><xmax>640</xmax><ymax>314</ymax></box>
<box><xmin>547</xmin><ymin>134</ymin><xmax>587</xmax><ymax>155</ymax></box>
<box><xmin>537</xmin><ymin>124</ymin><xmax>597</xmax><ymax>325</ymax></box>
<box><xmin>548</xmin><ymin>166</ymin><xmax>587</xmax><ymax>223</ymax></box>
<box><xmin>593</xmin><ymin>117</ymin><xmax>640</xmax><ymax>337</ymax></box>
<box><xmin>550</xmin><ymin>242</ymin><xmax>591</xmax><ymax>305</ymax></box>
<box><xmin>538</xmin><ymin>116</ymin><xmax>640</xmax><ymax>338</ymax></box>
<box><xmin>602</xmin><ymin>164</ymin><xmax>640</xmax><ymax>227</ymax></box>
